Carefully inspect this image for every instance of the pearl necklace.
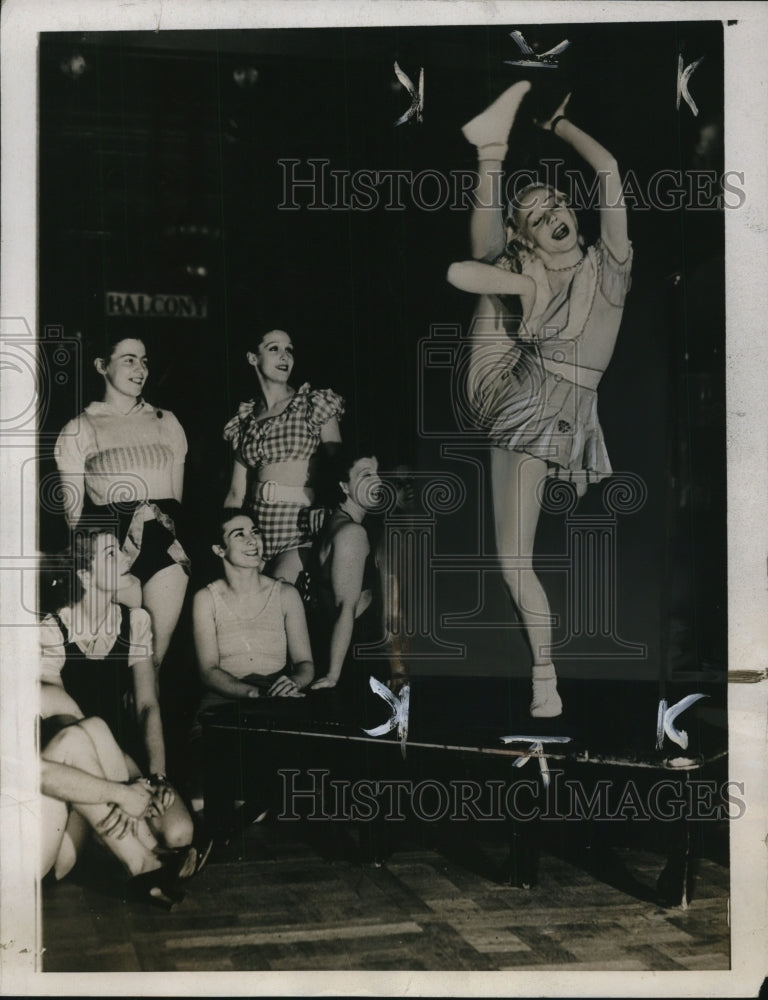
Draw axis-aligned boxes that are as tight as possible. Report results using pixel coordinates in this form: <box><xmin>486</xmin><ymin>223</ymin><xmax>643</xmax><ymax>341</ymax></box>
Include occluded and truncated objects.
<box><xmin>543</xmin><ymin>254</ymin><xmax>585</xmax><ymax>273</ymax></box>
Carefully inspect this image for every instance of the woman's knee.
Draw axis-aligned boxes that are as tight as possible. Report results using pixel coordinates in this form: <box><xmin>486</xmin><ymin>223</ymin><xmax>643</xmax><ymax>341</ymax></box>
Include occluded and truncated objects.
<box><xmin>41</xmin><ymin>722</ymin><xmax>91</xmax><ymax>763</ymax></box>
<box><xmin>158</xmin><ymin>803</ymin><xmax>194</xmax><ymax>849</ymax></box>
<box><xmin>499</xmin><ymin>563</ymin><xmax>535</xmax><ymax>602</ymax></box>
<box><xmin>78</xmin><ymin>715</ymin><xmax>114</xmax><ymax>748</ymax></box>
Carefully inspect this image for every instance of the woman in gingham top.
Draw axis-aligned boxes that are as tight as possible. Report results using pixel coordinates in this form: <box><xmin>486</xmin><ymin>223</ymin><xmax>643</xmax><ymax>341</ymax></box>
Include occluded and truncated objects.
<box><xmin>55</xmin><ymin>335</ymin><xmax>190</xmax><ymax>674</ymax></box>
<box><xmin>223</xmin><ymin>329</ymin><xmax>343</xmax><ymax>584</ymax></box>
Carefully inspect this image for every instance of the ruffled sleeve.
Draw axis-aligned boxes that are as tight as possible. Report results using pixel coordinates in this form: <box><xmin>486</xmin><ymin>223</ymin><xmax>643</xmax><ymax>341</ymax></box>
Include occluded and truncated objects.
<box><xmin>306</xmin><ymin>387</ymin><xmax>345</xmax><ymax>432</ymax></box>
<box><xmin>222</xmin><ymin>400</ymin><xmax>256</xmax><ymax>451</ymax></box>
<box><xmin>598</xmin><ymin>238</ymin><xmax>633</xmax><ymax>307</ymax></box>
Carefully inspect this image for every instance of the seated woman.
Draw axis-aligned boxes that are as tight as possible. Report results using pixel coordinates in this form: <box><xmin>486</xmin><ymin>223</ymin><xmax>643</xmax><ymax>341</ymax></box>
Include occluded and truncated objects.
<box><xmin>309</xmin><ymin>450</ymin><xmax>384</xmax><ymax>692</ymax></box>
<box><xmin>40</xmin><ymin>695</ymin><xmax>199</xmax><ymax>908</ymax></box>
<box><xmin>192</xmin><ymin>509</ymin><xmax>315</xmax><ymax>838</ymax></box>
<box><xmin>192</xmin><ymin>509</ymin><xmax>315</xmax><ymax>711</ymax></box>
<box><xmin>39</xmin><ymin>531</ymin><xmax>195</xmax><ymax>858</ymax></box>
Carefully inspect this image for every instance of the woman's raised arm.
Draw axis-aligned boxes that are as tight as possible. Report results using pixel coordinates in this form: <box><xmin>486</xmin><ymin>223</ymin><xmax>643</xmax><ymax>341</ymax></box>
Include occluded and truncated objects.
<box><xmin>538</xmin><ymin>94</ymin><xmax>629</xmax><ymax>261</ymax></box>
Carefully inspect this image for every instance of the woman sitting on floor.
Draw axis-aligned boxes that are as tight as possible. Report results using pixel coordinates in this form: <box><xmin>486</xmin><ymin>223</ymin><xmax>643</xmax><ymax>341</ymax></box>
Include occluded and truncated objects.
<box><xmin>40</xmin><ymin>690</ymin><xmax>202</xmax><ymax>908</ymax></box>
<box><xmin>39</xmin><ymin>531</ymin><xmax>197</xmax><ymax>865</ymax></box>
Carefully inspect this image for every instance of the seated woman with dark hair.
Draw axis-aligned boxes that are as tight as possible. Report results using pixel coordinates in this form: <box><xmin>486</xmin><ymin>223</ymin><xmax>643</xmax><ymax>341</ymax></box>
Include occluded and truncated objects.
<box><xmin>192</xmin><ymin>508</ymin><xmax>315</xmax><ymax>712</ymax></box>
<box><xmin>39</xmin><ymin>531</ymin><xmax>197</xmax><ymax>869</ymax></box>
<box><xmin>191</xmin><ymin>509</ymin><xmax>316</xmax><ymax>839</ymax></box>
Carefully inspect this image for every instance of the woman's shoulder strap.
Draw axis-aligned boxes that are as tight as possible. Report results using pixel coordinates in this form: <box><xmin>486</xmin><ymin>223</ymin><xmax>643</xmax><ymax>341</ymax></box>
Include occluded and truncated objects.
<box><xmin>47</xmin><ymin>610</ymin><xmax>69</xmax><ymax>643</ymax></box>
<box><xmin>117</xmin><ymin>604</ymin><xmax>133</xmax><ymax>642</ymax></box>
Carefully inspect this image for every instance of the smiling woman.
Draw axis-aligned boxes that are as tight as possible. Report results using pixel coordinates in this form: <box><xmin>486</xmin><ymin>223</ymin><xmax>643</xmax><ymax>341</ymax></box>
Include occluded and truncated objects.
<box><xmin>54</xmin><ymin>334</ymin><xmax>191</xmax><ymax>674</ymax></box>
<box><xmin>448</xmin><ymin>82</ymin><xmax>633</xmax><ymax>718</ymax></box>
<box><xmin>222</xmin><ymin>329</ymin><xmax>344</xmax><ymax>584</ymax></box>
<box><xmin>192</xmin><ymin>508</ymin><xmax>315</xmax><ymax>709</ymax></box>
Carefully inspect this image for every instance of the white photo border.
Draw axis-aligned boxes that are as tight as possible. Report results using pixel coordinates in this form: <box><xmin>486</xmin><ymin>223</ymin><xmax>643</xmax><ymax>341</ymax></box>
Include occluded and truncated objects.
<box><xmin>1</xmin><ymin>1</ymin><xmax>766</xmax><ymax>996</ymax></box>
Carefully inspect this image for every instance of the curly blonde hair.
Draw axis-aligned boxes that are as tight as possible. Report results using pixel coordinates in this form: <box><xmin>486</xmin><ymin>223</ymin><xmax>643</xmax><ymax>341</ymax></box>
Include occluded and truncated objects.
<box><xmin>501</xmin><ymin>183</ymin><xmax>581</xmax><ymax>272</ymax></box>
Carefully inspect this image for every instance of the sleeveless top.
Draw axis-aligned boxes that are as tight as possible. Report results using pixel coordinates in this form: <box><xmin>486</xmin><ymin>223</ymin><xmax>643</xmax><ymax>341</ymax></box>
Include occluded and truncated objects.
<box><xmin>315</xmin><ymin>510</ymin><xmax>379</xmax><ymax>607</ymax></box>
<box><xmin>207</xmin><ymin>578</ymin><xmax>287</xmax><ymax>679</ymax></box>
<box><xmin>309</xmin><ymin>512</ymin><xmax>384</xmax><ymax>684</ymax></box>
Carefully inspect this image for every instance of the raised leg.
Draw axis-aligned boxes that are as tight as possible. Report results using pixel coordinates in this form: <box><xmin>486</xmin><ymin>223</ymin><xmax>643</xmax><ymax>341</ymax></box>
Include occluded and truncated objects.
<box><xmin>463</xmin><ymin>81</ymin><xmax>532</xmax><ymax>260</ymax></box>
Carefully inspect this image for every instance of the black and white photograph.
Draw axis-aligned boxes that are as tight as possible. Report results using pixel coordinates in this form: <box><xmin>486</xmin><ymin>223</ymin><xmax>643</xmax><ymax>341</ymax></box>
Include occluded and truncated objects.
<box><xmin>1</xmin><ymin>1</ymin><xmax>766</xmax><ymax>995</ymax></box>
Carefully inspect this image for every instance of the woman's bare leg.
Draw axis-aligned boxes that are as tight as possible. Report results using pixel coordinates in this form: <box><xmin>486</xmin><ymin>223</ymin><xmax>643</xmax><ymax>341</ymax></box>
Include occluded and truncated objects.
<box><xmin>266</xmin><ymin>546</ymin><xmax>305</xmax><ymax>585</ymax></box>
<box><xmin>41</xmin><ymin>796</ymin><xmax>88</xmax><ymax>881</ymax></box>
<box><xmin>463</xmin><ymin>81</ymin><xmax>532</xmax><ymax>260</ymax></box>
<box><xmin>142</xmin><ymin>562</ymin><xmax>189</xmax><ymax>672</ymax></box>
<box><xmin>41</xmin><ymin>725</ymin><xmax>161</xmax><ymax>876</ymax></box>
<box><xmin>102</xmin><ymin>735</ymin><xmax>193</xmax><ymax>852</ymax></box>
<box><xmin>78</xmin><ymin>716</ymin><xmax>132</xmax><ymax>779</ymax></box>
<box><xmin>490</xmin><ymin>447</ymin><xmax>562</xmax><ymax>717</ymax></box>
<box><xmin>148</xmin><ymin>794</ymin><xmax>195</xmax><ymax>850</ymax></box>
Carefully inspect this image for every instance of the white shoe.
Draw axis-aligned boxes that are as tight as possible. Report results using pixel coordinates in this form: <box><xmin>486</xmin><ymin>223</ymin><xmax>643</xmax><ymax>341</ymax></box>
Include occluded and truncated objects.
<box><xmin>461</xmin><ymin>80</ymin><xmax>532</xmax><ymax>148</ymax></box>
<box><xmin>530</xmin><ymin>663</ymin><xmax>563</xmax><ymax>718</ymax></box>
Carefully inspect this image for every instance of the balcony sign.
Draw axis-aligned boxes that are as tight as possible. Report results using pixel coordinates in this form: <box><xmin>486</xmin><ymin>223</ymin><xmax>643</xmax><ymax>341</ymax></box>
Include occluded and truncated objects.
<box><xmin>106</xmin><ymin>291</ymin><xmax>207</xmax><ymax>319</ymax></box>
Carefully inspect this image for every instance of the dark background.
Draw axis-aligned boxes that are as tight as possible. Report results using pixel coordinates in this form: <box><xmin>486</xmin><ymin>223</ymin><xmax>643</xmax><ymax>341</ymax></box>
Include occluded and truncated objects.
<box><xmin>38</xmin><ymin>21</ymin><xmax>727</xmax><ymax>685</ymax></box>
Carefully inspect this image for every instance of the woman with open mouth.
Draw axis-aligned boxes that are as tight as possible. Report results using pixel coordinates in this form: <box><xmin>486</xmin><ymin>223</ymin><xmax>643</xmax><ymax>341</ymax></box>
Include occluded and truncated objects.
<box><xmin>55</xmin><ymin>334</ymin><xmax>191</xmax><ymax>677</ymax></box>
<box><xmin>222</xmin><ymin>328</ymin><xmax>344</xmax><ymax>585</ymax></box>
<box><xmin>447</xmin><ymin>82</ymin><xmax>632</xmax><ymax>718</ymax></box>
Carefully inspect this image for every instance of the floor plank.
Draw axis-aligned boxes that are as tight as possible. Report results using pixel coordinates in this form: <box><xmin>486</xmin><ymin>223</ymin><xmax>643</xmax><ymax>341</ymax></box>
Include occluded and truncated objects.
<box><xmin>42</xmin><ymin>818</ymin><xmax>730</xmax><ymax>972</ymax></box>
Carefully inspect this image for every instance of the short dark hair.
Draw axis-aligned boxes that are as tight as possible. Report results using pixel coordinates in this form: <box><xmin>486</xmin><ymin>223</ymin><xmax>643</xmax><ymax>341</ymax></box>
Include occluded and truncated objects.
<box><xmin>330</xmin><ymin>445</ymin><xmax>377</xmax><ymax>504</ymax></box>
<box><xmin>215</xmin><ymin>507</ymin><xmax>263</xmax><ymax>545</ymax></box>
<box><xmin>89</xmin><ymin>331</ymin><xmax>147</xmax><ymax>365</ymax></box>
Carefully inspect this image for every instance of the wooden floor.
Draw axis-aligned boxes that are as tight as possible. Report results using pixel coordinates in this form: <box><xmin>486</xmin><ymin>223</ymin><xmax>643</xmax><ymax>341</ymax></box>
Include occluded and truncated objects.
<box><xmin>42</xmin><ymin>816</ymin><xmax>730</xmax><ymax>973</ymax></box>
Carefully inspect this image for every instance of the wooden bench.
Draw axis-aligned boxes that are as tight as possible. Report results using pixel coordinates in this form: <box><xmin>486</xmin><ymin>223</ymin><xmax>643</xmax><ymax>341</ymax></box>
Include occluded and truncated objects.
<box><xmin>201</xmin><ymin>675</ymin><xmax>728</xmax><ymax>906</ymax></box>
